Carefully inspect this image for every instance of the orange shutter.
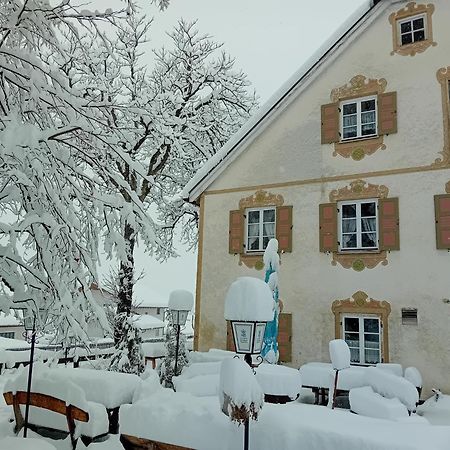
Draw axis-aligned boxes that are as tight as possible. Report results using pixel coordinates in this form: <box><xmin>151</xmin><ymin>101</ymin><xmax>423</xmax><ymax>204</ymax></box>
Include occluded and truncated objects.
<box><xmin>321</xmin><ymin>103</ymin><xmax>340</xmax><ymax>144</ymax></box>
<box><xmin>378</xmin><ymin>92</ymin><xmax>397</xmax><ymax>135</ymax></box>
<box><xmin>226</xmin><ymin>321</ymin><xmax>236</xmax><ymax>352</ymax></box>
<box><xmin>229</xmin><ymin>210</ymin><xmax>244</xmax><ymax>254</ymax></box>
<box><xmin>276</xmin><ymin>206</ymin><xmax>293</xmax><ymax>253</ymax></box>
<box><xmin>319</xmin><ymin>203</ymin><xmax>338</xmax><ymax>252</ymax></box>
<box><xmin>434</xmin><ymin>194</ymin><xmax>450</xmax><ymax>249</ymax></box>
<box><xmin>278</xmin><ymin>312</ymin><xmax>292</xmax><ymax>363</ymax></box>
<box><xmin>378</xmin><ymin>198</ymin><xmax>400</xmax><ymax>251</ymax></box>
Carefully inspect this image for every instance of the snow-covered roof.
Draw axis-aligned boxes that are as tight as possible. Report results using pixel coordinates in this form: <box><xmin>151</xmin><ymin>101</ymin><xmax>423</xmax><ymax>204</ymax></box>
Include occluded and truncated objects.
<box><xmin>0</xmin><ymin>312</ymin><xmax>22</xmax><ymax>327</ymax></box>
<box><xmin>133</xmin><ymin>298</ymin><xmax>168</xmax><ymax>308</ymax></box>
<box><xmin>182</xmin><ymin>0</ymin><xmax>387</xmax><ymax>203</ymax></box>
<box><xmin>132</xmin><ymin>314</ymin><xmax>165</xmax><ymax>330</ymax></box>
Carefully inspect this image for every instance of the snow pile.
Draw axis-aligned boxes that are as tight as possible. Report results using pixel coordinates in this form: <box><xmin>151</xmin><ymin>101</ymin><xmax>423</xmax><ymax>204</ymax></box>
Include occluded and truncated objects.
<box><xmin>404</xmin><ymin>367</ymin><xmax>423</xmax><ymax>388</ymax></box>
<box><xmin>219</xmin><ymin>357</ymin><xmax>264</xmax><ymax>422</ymax></box>
<box><xmin>133</xmin><ymin>368</ymin><xmax>163</xmax><ymax>403</ymax></box>
<box><xmin>180</xmin><ymin>362</ymin><xmax>221</xmax><ymax>379</ymax></box>
<box><xmin>417</xmin><ymin>393</ymin><xmax>450</xmax><ymax>425</ymax></box>
<box><xmin>329</xmin><ymin>339</ymin><xmax>350</xmax><ymax>370</ymax></box>
<box><xmin>224</xmin><ymin>277</ymin><xmax>274</xmax><ymax>321</ymax></box>
<box><xmin>0</xmin><ymin>437</ymin><xmax>56</xmax><ymax>450</ymax></box>
<box><xmin>364</xmin><ymin>367</ymin><xmax>418</xmax><ymax>411</ymax></box>
<box><xmin>132</xmin><ymin>314</ymin><xmax>165</xmax><ymax>330</ymax></box>
<box><xmin>189</xmin><ymin>348</ymin><xmax>235</xmax><ymax>364</ymax></box>
<box><xmin>263</xmin><ymin>239</ymin><xmax>280</xmax><ymax>272</ymax></box>
<box><xmin>174</xmin><ymin>374</ymin><xmax>219</xmax><ymax>397</ymax></box>
<box><xmin>255</xmin><ymin>363</ymin><xmax>302</xmax><ymax>399</ymax></box>
<box><xmin>349</xmin><ymin>386</ymin><xmax>409</xmax><ymax>420</ymax></box>
<box><xmin>375</xmin><ymin>363</ymin><xmax>403</xmax><ymax>377</ymax></box>
<box><xmin>168</xmin><ymin>290</ymin><xmax>194</xmax><ymax>311</ymax></box>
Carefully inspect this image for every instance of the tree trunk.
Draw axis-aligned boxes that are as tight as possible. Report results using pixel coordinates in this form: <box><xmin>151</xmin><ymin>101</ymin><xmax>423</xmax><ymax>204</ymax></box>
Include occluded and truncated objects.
<box><xmin>115</xmin><ymin>222</ymin><xmax>136</xmax><ymax>345</ymax></box>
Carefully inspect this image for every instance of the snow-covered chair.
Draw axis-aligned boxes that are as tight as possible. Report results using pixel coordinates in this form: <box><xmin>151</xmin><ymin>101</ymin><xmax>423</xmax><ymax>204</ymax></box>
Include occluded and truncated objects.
<box><xmin>349</xmin><ymin>386</ymin><xmax>409</xmax><ymax>420</ymax></box>
<box><xmin>404</xmin><ymin>367</ymin><xmax>423</xmax><ymax>400</ymax></box>
<box><xmin>329</xmin><ymin>339</ymin><xmax>351</xmax><ymax>409</ymax></box>
<box><xmin>364</xmin><ymin>366</ymin><xmax>419</xmax><ymax>413</ymax></box>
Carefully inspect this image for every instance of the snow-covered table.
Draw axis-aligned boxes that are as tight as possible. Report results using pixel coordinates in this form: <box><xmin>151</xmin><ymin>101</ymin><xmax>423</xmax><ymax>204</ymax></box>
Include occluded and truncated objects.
<box><xmin>50</xmin><ymin>367</ymin><xmax>141</xmax><ymax>433</ymax></box>
<box><xmin>0</xmin><ymin>437</ymin><xmax>56</xmax><ymax>450</ymax></box>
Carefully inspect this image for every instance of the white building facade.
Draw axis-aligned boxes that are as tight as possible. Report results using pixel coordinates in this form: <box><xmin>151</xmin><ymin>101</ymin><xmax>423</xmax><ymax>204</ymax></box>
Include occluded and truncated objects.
<box><xmin>185</xmin><ymin>0</ymin><xmax>450</xmax><ymax>394</ymax></box>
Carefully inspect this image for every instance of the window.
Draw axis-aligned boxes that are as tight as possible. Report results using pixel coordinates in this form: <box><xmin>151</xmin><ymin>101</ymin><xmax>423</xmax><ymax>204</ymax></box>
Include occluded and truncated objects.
<box><xmin>338</xmin><ymin>199</ymin><xmax>378</xmax><ymax>251</ymax></box>
<box><xmin>0</xmin><ymin>332</ymin><xmax>14</xmax><ymax>339</ymax></box>
<box><xmin>398</xmin><ymin>14</ymin><xmax>426</xmax><ymax>46</ymax></box>
<box><xmin>343</xmin><ymin>315</ymin><xmax>381</xmax><ymax>365</ymax></box>
<box><xmin>341</xmin><ymin>96</ymin><xmax>377</xmax><ymax>140</ymax></box>
<box><xmin>156</xmin><ymin>307</ymin><xmax>161</xmax><ymax>315</ymax></box>
<box><xmin>245</xmin><ymin>207</ymin><xmax>276</xmax><ymax>252</ymax></box>
<box><xmin>402</xmin><ymin>308</ymin><xmax>418</xmax><ymax>325</ymax></box>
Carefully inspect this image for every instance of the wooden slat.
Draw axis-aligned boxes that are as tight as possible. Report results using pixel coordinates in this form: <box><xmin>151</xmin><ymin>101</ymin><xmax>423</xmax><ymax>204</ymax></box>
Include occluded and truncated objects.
<box><xmin>278</xmin><ymin>313</ymin><xmax>292</xmax><ymax>363</ymax></box>
<box><xmin>378</xmin><ymin>198</ymin><xmax>400</xmax><ymax>251</ymax></box>
<box><xmin>378</xmin><ymin>91</ymin><xmax>397</xmax><ymax>135</ymax></box>
<box><xmin>229</xmin><ymin>210</ymin><xmax>244</xmax><ymax>254</ymax></box>
<box><xmin>434</xmin><ymin>194</ymin><xmax>450</xmax><ymax>249</ymax></box>
<box><xmin>321</xmin><ymin>103</ymin><xmax>340</xmax><ymax>144</ymax></box>
<box><xmin>319</xmin><ymin>203</ymin><xmax>338</xmax><ymax>252</ymax></box>
<box><xmin>276</xmin><ymin>206</ymin><xmax>293</xmax><ymax>253</ymax></box>
<box><xmin>120</xmin><ymin>434</ymin><xmax>194</xmax><ymax>450</ymax></box>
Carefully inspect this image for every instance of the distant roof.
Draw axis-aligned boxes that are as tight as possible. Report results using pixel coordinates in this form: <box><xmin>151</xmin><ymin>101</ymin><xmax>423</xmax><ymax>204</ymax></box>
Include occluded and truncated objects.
<box><xmin>0</xmin><ymin>312</ymin><xmax>22</xmax><ymax>327</ymax></box>
<box><xmin>182</xmin><ymin>0</ymin><xmax>386</xmax><ymax>202</ymax></box>
<box><xmin>132</xmin><ymin>314</ymin><xmax>165</xmax><ymax>330</ymax></box>
<box><xmin>133</xmin><ymin>298</ymin><xmax>169</xmax><ymax>308</ymax></box>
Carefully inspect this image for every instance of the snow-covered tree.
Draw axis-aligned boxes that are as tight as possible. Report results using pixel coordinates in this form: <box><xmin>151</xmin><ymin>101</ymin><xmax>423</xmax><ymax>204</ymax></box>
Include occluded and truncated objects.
<box><xmin>158</xmin><ymin>322</ymin><xmax>189</xmax><ymax>388</ymax></box>
<box><xmin>77</xmin><ymin>7</ymin><xmax>257</xmax><ymax>360</ymax></box>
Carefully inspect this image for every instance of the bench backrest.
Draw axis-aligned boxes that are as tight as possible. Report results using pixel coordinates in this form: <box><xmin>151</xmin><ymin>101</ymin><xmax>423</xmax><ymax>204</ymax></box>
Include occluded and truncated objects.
<box><xmin>4</xmin><ymin>391</ymin><xmax>89</xmax><ymax>422</ymax></box>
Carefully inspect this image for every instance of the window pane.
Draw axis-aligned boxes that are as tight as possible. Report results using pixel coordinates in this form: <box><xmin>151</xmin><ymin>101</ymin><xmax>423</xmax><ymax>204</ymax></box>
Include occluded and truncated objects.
<box><xmin>263</xmin><ymin>209</ymin><xmax>275</xmax><ymax>222</ymax></box>
<box><xmin>412</xmin><ymin>17</ymin><xmax>424</xmax><ymax>30</ymax></box>
<box><xmin>248</xmin><ymin>237</ymin><xmax>259</xmax><ymax>251</ymax></box>
<box><xmin>361</xmin><ymin>202</ymin><xmax>376</xmax><ymax>217</ymax></box>
<box><xmin>414</xmin><ymin>30</ymin><xmax>425</xmax><ymax>42</ymax></box>
<box><xmin>361</xmin><ymin>233</ymin><xmax>376</xmax><ymax>248</ymax></box>
<box><xmin>248</xmin><ymin>224</ymin><xmax>259</xmax><ymax>237</ymax></box>
<box><xmin>350</xmin><ymin>348</ymin><xmax>360</xmax><ymax>363</ymax></box>
<box><xmin>401</xmin><ymin>33</ymin><xmax>413</xmax><ymax>45</ymax></box>
<box><xmin>343</xmin><ymin>103</ymin><xmax>357</xmax><ymax>115</ymax></box>
<box><xmin>343</xmin><ymin>127</ymin><xmax>357</xmax><ymax>139</ymax></box>
<box><xmin>361</xmin><ymin>111</ymin><xmax>375</xmax><ymax>124</ymax></box>
<box><xmin>343</xmin><ymin>115</ymin><xmax>357</xmax><ymax>127</ymax></box>
<box><xmin>364</xmin><ymin>318</ymin><xmax>379</xmax><ymax>333</ymax></box>
<box><xmin>400</xmin><ymin>21</ymin><xmax>412</xmax><ymax>33</ymax></box>
<box><xmin>342</xmin><ymin>234</ymin><xmax>357</xmax><ymax>248</ymax></box>
<box><xmin>342</xmin><ymin>204</ymin><xmax>356</xmax><ymax>218</ymax></box>
<box><xmin>364</xmin><ymin>349</ymin><xmax>380</xmax><ymax>364</ymax></box>
<box><xmin>342</xmin><ymin>219</ymin><xmax>356</xmax><ymax>233</ymax></box>
<box><xmin>262</xmin><ymin>236</ymin><xmax>270</xmax><ymax>249</ymax></box>
<box><xmin>364</xmin><ymin>334</ymin><xmax>380</xmax><ymax>348</ymax></box>
<box><xmin>248</xmin><ymin>210</ymin><xmax>260</xmax><ymax>224</ymax></box>
<box><xmin>345</xmin><ymin>333</ymin><xmax>359</xmax><ymax>348</ymax></box>
<box><xmin>361</xmin><ymin>218</ymin><xmax>376</xmax><ymax>232</ymax></box>
<box><xmin>263</xmin><ymin>223</ymin><xmax>275</xmax><ymax>237</ymax></box>
<box><xmin>344</xmin><ymin>317</ymin><xmax>359</xmax><ymax>332</ymax></box>
<box><xmin>361</xmin><ymin>100</ymin><xmax>375</xmax><ymax>112</ymax></box>
<box><xmin>361</xmin><ymin>124</ymin><xmax>376</xmax><ymax>136</ymax></box>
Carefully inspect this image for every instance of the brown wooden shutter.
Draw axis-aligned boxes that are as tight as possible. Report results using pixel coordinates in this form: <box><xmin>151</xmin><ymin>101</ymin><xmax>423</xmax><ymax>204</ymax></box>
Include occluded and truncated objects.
<box><xmin>434</xmin><ymin>194</ymin><xmax>450</xmax><ymax>249</ymax></box>
<box><xmin>278</xmin><ymin>312</ymin><xmax>292</xmax><ymax>363</ymax></box>
<box><xmin>319</xmin><ymin>203</ymin><xmax>338</xmax><ymax>252</ymax></box>
<box><xmin>378</xmin><ymin>92</ymin><xmax>397</xmax><ymax>135</ymax></box>
<box><xmin>226</xmin><ymin>321</ymin><xmax>236</xmax><ymax>352</ymax></box>
<box><xmin>321</xmin><ymin>103</ymin><xmax>340</xmax><ymax>144</ymax></box>
<box><xmin>276</xmin><ymin>205</ymin><xmax>293</xmax><ymax>253</ymax></box>
<box><xmin>378</xmin><ymin>197</ymin><xmax>400</xmax><ymax>251</ymax></box>
<box><xmin>229</xmin><ymin>210</ymin><xmax>244</xmax><ymax>254</ymax></box>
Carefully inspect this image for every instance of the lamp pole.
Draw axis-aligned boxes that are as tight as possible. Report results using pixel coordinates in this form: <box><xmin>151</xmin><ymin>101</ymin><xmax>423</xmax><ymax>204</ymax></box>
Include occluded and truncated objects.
<box><xmin>174</xmin><ymin>323</ymin><xmax>180</xmax><ymax>376</ymax></box>
<box><xmin>23</xmin><ymin>315</ymin><xmax>36</xmax><ymax>438</ymax></box>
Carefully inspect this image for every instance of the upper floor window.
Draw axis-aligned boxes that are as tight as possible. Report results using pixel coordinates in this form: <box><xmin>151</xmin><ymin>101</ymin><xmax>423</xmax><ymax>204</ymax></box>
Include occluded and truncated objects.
<box><xmin>338</xmin><ymin>199</ymin><xmax>378</xmax><ymax>251</ymax></box>
<box><xmin>398</xmin><ymin>14</ymin><xmax>426</xmax><ymax>46</ymax></box>
<box><xmin>341</xmin><ymin>96</ymin><xmax>377</xmax><ymax>140</ymax></box>
<box><xmin>246</xmin><ymin>207</ymin><xmax>276</xmax><ymax>252</ymax></box>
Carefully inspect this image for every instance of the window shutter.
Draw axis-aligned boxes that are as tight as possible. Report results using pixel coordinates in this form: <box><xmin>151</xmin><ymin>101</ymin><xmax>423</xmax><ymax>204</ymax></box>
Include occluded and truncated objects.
<box><xmin>276</xmin><ymin>205</ymin><xmax>293</xmax><ymax>253</ymax></box>
<box><xmin>278</xmin><ymin>312</ymin><xmax>292</xmax><ymax>363</ymax></box>
<box><xmin>226</xmin><ymin>321</ymin><xmax>236</xmax><ymax>352</ymax></box>
<box><xmin>319</xmin><ymin>203</ymin><xmax>338</xmax><ymax>252</ymax></box>
<box><xmin>378</xmin><ymin>92</ymin><xmax>397</xmax><ymax>135</ymax></box>
<box><xmin>378</xmin><ymin>197</ymin><xmax>400</xmax><ymax>251</ymax></box>
<box><xmin>321</xmin><ymin>103</ymin><xmax>340</xmax><ymax>144</ymax></box>
<box><xmin>434</xmin><ymin>194</ymin><xmax>450</xmax><ymax>249</ymax></box>
<box><xmin>229</xmin><ymin>210</ymin><xmax>244</xmax><ymax>254</ymax></box>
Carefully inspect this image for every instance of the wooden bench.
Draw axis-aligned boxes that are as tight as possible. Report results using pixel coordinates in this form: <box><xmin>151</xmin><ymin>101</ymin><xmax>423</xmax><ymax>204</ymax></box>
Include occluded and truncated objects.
<box><xmin>4</xmin><ymin>391</ymin><xmax>89</xmax><ymax>450</ymax></box>
<box><xmin>120</xmin><ymin>434</ymin><xmax>193</xmax><ymax>450</ymax></box>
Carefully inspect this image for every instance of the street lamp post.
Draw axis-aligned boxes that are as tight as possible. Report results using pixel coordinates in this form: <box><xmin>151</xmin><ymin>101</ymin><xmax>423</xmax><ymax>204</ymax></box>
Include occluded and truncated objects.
<box><xmin>167</xmin><ymin>290</ymin><xmax>193</xmax><ymax>378</ymax></box>
<box><xmin>224</xmin><ymin>277</ymin><xmax>275</xmax><ymax>450</ymax></box>
<box><xmin>22</xmin><ymin>307</ymin><xmax>48</xmax><ymax>438</ymax></box>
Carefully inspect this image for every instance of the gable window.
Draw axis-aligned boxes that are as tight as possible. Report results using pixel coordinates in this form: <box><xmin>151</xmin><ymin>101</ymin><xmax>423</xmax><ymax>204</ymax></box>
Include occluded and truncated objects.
<box><xmin>341</xmin><ymin>96</ymin><xmax>377</xmax><ymax>140</ymax></box>
<box><xmin>246</xmin><ymin>207</ymin><xmax>275</xmax><ymax>252</ymax></box>
<box><xmin>338</xmin><ymin>199</ymin><xmax>378</xmax><ymax>251</ymax></box>
<box><xmin>343</xmin><ymin>315</ymin><xmax>381</xmax><ymax>365</ymax></box>
<box><xmin>398</xmin><ymin>14</ymin><xmax>426</xmax><ymax>46</ymax></box>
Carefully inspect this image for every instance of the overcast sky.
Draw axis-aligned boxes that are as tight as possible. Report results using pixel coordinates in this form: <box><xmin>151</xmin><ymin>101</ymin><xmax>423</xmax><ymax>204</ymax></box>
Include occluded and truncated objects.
<box><xmin>97</xmin><ymin>0</ymin><xmax>368</xmax><ymax>305</ymax></box>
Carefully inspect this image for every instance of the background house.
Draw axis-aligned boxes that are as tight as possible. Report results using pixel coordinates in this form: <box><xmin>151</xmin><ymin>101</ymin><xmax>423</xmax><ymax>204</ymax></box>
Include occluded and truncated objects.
<box><xmin>132</xmin><ymin>298</ymin><xmax>168</xmax><ymax>321</ymax></box>
<box><xmin>0</xmin><ymin>313</ymin><xmax>24</xmax><ymax>340</ymax></box>
<box><xmin>184</xmin><ymin>0</ymin><xmax>450</xmax><ymax>394</ymax></box>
